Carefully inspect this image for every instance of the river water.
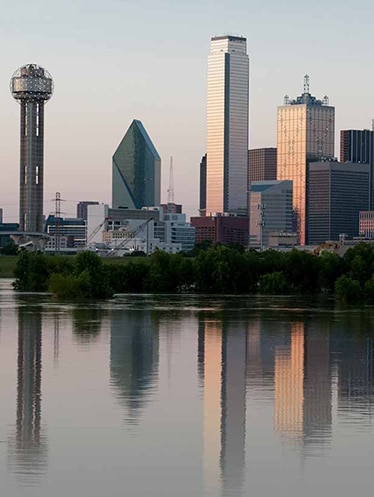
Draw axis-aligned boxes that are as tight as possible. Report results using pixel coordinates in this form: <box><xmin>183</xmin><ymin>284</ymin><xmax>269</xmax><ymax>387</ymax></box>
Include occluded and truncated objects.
<box><xmin>0</xmin><ymin>279</ymin><xmax>373</xmax><ymax>496</ymax></box>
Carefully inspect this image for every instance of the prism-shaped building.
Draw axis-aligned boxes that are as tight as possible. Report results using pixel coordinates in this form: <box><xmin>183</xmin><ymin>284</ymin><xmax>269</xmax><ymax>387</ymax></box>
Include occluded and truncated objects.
<box><xmin>112</xmin><ymin>120</ymin><xmax>161</xmax><ymax>209</ymax></box>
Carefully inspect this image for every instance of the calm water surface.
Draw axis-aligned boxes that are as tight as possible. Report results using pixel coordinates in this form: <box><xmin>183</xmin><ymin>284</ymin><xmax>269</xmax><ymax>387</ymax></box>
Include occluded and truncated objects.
<box><xmin>0</xmin><ymin>279</ymin><xmax>374</xmax><ymax>496</ymax></box>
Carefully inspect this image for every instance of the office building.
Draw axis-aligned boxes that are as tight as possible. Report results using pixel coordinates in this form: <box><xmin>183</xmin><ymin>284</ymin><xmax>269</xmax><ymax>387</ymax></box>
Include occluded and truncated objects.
<box><xmin>191</xmin><ymin>215</ymin><xmax>249</xmax><ymax>247</ymax></box>
<box><xmin>359</xmin><ymin>211</ymin><xmax>374</xmax><ymax>239</ymax></box>
<box><xmin>162</xmin><ymin>212</ymin><xmax>195</xmax><ymax>252</ymax></box>
<box><xmin>199</xmin><ymin>154</ymin><xmax>207</xmax><ymax>215</ymax></box>
<box><xmin>277</xmin><ymin>76</ymin><xmax>335</xmax><ymax>244</ymax></box>
<box><xmin>160</xmin><ymin>202</ymin><xmax>182</xmax><ymax>214</ymax></box>
<box><xmin>340</xmin><ymin>129</ymin><xmax>374</xmax><ymax>208</ymax></box>
<box><xmin>44</xmin><ymin>215</ymin><xmax>87</xmax><ymax>251</ymax></box>
<box><xmin>248</xmin><ymin>147</ymin><xmax>277</xmax><ymax>186</ymax></box>
<box><xmin>249</xmin><ymin>180</ymin><xmax>293</xmax><ymax>248</ymax></box>
<box><xmin>206</xmin><ymin>36</ymin><xmax>249</xmax><ymax>215</ymax></box>
<box><xmin>77</xmin><ymin>201</ymin><xmax>99</xmax><ymax>221</ymax></box>
<box><xmin>112</xmin><ymin>119</ymin><xmax>161</xmax><ymax>210</ymax></box>
<box><xmin>307</xmin><ymin>161</ymin><xmax>369</xmax><ymax>244</ymax></box>
<box><xmin>10</xmin><ymin>64</ymin><xmax>54</xmax><ymax>232</ymax></box>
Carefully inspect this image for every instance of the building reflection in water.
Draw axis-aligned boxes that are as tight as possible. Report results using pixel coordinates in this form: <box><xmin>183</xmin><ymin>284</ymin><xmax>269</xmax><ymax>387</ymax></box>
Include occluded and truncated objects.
<box><xmin>274</xmin><ymin>320</ymin><xmax>332</xmax><ymax>451</ymax></box>
<box><xmin>110</xmin><ymin>310</ymin><xmax>159</xmax><ymax>422</ymax></box>
<box><xmin>7</xmin><ymin>308</ymin><xmax>48</xmax><ymax>483</ymax></box>
<box><xmin>198</xmin><ymin>315</ymin><xmax>247</xmax><ymax>495</ymax></box>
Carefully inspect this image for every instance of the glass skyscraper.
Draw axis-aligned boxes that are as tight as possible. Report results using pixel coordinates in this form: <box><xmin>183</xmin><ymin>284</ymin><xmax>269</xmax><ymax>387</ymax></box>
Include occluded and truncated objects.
<box><xmin>340</xmin><ymin>129</ymin><xmax>374</xmax><ymax>209</ymax></box>
<box><xmin>112</xmin><ymin>119</ymin><xmax>161</xmax><ymax>210</ymax></box>
<box><xmin>277</xmin><ymin>77</ymin><xmax>335</xmax><ymax>245</ymax></box>
<box><xmin>206</xmin><ymin>35</ymin><xmax>249</xmax><ymax>215</ymax></box>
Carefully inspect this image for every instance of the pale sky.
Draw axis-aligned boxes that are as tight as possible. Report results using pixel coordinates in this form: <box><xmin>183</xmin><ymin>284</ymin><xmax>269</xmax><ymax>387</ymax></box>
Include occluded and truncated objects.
<box><xmin>0</xmin><ymin>0</ymin><xmax>373</xmax><ymax>222</ymax></box>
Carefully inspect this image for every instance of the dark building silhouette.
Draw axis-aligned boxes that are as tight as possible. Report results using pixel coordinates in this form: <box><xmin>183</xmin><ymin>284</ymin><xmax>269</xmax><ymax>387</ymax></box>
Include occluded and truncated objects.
<box><xmin>76</xmin><ymin>201</ymin><xmax>99</xmax><ymax>221</ymax></box>
<box><xmin>248</xmin><ymin>147</ymin><xmax>277</xmax><ymax>186</ymax></box>
<box><xmin>10</xmin><ymin>64</ymin><xmax>54</xmax><ymax>232</ymax></box>
<box><xmin>307</xmin><ymin>161</ymin><xmax>369</xmax><ymax>243</ymax></box>
<box><xmin>199</xmin><ymin>154</ymin><xmax>207</xmax><ymax>215</ymax></box>
<box><xmin>341</xmin><ymin>129</ymin><xmax>374</xmax><ymax>209</ymax></box>
<box><xmin>112</xmin><ymin>120</ymin><xmax>161</xmax><ymax>210</ymax></box>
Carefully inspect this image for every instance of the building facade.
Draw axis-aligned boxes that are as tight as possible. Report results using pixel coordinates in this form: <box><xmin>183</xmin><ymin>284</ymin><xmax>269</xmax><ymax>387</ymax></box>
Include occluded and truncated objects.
<box><xmin>11</xmin><ymin>64</ymin><xmax>54</xmax><ymax>232</ymax></box>
<box><xmin>191</xmin><ymin>215</ymin><xmax>249</xmax><ymax>247</ymax></box>
<box><xmin>340</xmin><ymin>129</ymin><xmax>374</xmax><ymax>209</ymax></box>
<box><xmin>359</xmin><ymin>211</ymin><xmax>374</xmax><ymax>239</ymax></box>
<box><xmin>206</xmin><ymin>35</ymin><xmax>249</xmax><ymax>216</ymax></box>
<box><xmin>277</xmin><ymin>76</ymin><xmax>335</xmax><ymax>245</ymax></box>
<box><xmin>199</xmin><ymin>154</ymin><xmax>207</xmax><ymax>215</ymax></box>
<box><xmin>112</xmin><ymin>119</ymin><xmax>161</xmax><ymax>210</ymax></box>
<box><xmin>307</xmin><ymin>161</ymin><xmax>369</xmax><ymax>244</ymax></box>
<box><xmin>249</xmin><ymin>180</ymin><xmax>293</xmax><ymax>249</ymax></box>
<box><xmin>77</xmin><ymin>201</ymin><xmax>99</xmax><ymax>221</ymax></box>
<box><xmin>248</xmin><ymin>148</ymin><xmax>277</xmax><ymax>186</ymax></box>
<box><xmin>44</xmin><ymin>215</ymin><xmax>87</xmax><ymax>251</ymax></box>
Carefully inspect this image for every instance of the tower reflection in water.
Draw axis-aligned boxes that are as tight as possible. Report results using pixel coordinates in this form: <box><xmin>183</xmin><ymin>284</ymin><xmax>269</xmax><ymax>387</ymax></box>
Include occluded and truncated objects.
<box><xmin>110</xmin><ymin>310</ymin><xmax>159</xmax><ymax>422</ymax></box>
<box><xmin>273</xmin><ymin>320</ymin><xmax>332</xmax><ymax>452</ymax></box>
<box><xmin>7</xmin><ymin>307</ymin><xmax>47</xmax><ymax>483</ymax></box>
<box><xmin>198</xmin><ymin>315</ymin><xmax>247</xmax><ymax>495</ymax></box>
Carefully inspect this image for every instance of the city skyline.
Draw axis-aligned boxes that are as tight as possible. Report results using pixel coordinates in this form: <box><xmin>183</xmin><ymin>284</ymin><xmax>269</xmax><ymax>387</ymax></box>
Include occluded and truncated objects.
<box><xmin>0</xmin><ymin>0</ymin><xmax>373</xmax><ymax>223</ymax></box>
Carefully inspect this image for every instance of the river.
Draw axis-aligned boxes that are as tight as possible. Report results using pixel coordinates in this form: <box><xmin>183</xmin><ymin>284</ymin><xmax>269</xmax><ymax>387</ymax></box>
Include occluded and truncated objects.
<box><xmin>0</xmin><ymin>279</ymin><xmax>373</xmax><ymax>496</ymax></box>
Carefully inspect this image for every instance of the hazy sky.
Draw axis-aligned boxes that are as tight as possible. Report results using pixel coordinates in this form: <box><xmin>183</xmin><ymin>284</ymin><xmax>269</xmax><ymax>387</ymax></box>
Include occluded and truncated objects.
<box><xmin>0</xmin><ymin>0</ymin><xmax>373</xmax><ymax>222</ymax></box>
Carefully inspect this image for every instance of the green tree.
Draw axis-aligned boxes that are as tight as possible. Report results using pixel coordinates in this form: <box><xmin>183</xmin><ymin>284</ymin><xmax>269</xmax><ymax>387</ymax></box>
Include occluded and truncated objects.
<box><xmin>334</xmin><ymin>274</ymin><xmax>361</xmax><ymax>303</ymax></box>
<box><xmin>259</xmin><ymin>272</ymin><xmax>289</xmax><ymax>294</ymax></box>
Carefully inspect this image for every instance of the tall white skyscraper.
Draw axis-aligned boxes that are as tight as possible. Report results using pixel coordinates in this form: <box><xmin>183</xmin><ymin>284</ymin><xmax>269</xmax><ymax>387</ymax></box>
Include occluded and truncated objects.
<box><xmin>206</xmin><ymin>35</ymin><xmax>249</xmax><ymax>215</ymax></box>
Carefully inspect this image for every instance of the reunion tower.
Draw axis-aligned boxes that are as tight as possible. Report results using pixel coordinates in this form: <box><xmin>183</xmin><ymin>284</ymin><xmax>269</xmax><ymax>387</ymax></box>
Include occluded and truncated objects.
<box><xmin>11</xmin><ymin>64</ymin><xmax>54</xmax><ymax>232</ymax></box>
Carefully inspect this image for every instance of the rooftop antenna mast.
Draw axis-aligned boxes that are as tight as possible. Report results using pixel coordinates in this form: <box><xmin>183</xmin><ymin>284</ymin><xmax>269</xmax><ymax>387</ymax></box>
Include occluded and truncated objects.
<box><xmin>304</xmin><ymin>74</ymin><xmax>310</xmax><ymax>94</ymax></box>
<box><xmin>167</xmin><ymin>156</ymin><xmax>175</xmax><ymax>204</ymax></box>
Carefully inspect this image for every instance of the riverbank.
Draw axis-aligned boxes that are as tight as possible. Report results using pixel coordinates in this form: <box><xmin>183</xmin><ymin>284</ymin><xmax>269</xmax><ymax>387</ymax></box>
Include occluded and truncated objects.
<box><xmin>0</xmin><ymin>256</ymin><xmax>18</xmax><ymax>278</ymax></box>
<box><xmin>10</xmin><ymin>242</ymin><xmax>374</xmax><ymax>302</ymax></box>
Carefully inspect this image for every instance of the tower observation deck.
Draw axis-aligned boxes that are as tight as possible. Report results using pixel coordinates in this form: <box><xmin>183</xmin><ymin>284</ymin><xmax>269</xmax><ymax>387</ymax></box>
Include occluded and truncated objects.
<box><xmin>11</xmin><ymin>64</ymin><xmax>54</xmax><ymax>232</ymax></box>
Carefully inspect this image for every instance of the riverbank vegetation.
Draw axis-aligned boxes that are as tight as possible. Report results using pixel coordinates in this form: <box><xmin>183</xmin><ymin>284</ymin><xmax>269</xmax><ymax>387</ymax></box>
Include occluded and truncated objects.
<box><xmin>8</xmin><ymin>242</ymin><xmax>374</xmax><ymax>302</ymax></box>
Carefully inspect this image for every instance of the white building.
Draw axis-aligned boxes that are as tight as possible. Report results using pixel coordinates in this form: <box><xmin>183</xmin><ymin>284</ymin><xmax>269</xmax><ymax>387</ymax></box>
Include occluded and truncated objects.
<box><xmin>86</xmin><ymin>204</ymin><xmax>191</xmax><ymax>254</ymax></box>
<box><xmin>206</xmin><ymin>35</ymin><xmax>249</xmax><ymax>216</ymax></box>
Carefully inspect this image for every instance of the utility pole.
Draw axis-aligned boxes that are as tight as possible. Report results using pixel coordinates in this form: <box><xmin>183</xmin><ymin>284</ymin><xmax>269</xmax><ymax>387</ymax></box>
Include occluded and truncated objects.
<box><xmin>53</xmin><ymin>192</ymin><xmax>62</xmax><ymax>253</ymax></box>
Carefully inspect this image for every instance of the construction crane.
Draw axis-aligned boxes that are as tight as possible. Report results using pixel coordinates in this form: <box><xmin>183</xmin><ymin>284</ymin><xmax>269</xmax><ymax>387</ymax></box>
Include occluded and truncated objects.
<box><xmin>86</xmin><ymin>217</ymin><xmax>110</xmax><ymax>246</ymax></box>
<box><xmin>107</xmin><ymin>217</ymin><xmax>153</xmax><ymax>257</ymax></box>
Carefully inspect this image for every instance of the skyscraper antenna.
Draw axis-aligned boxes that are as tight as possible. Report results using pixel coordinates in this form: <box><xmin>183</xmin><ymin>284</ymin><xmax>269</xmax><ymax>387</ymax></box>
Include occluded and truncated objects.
<box><xmin>167</xmin><ymin>156</ymin><xmax>174</xmax><ymax>204</ymax></box>
<box><xmin>304</xmin><ymin>74</ymin><xmax>310</xmax><ymax>94</ymax></box>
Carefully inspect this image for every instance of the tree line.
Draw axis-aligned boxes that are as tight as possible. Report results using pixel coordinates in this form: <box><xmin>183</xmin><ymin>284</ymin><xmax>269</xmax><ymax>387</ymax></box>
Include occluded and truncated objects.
<box><xmin>11</xmin><ymin>242</ymin><xmax>374</xmax><ymax>302</ymax></box>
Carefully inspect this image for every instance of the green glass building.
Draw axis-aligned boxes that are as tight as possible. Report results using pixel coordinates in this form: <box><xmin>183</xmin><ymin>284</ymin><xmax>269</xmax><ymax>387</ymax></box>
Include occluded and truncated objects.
<box><xmin>112</xmin><ymin>120</ymin><xmax>161</xmax><ymax>209</ymax></box>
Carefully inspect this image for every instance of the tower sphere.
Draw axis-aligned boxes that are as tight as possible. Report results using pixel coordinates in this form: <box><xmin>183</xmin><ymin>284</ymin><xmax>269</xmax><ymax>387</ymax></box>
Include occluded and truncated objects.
<box><xmin>10</xmin><ymin>64</ymin><xmax>53</xmax><ymax>103</ymax></box>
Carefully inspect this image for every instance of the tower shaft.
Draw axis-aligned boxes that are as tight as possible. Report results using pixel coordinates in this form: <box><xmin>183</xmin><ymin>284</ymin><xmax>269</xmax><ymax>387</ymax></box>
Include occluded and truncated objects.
<box><xmin>19</xmin><ymin>100</ymin><xmax>45</xmax><ymax>232</ymax></box>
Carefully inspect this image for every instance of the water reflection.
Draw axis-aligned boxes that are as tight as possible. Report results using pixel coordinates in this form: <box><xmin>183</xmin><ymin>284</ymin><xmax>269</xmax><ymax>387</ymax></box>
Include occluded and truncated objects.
<box><xmin>274</xmin><ymin>321</ymin><xmax>332</xmax><ymax>452</ymax></box>
<box><xmin>7</xmin><ymin>307</ymin><xmax>47</xmax><ymax>484</ymax></box>
<box><xmin>72</xmin><ymin>307</ymin><xmax>105</xmax><ymax>345</ymax></box>
<box><xmin>110</xmin><ymin>310</ymin><xmax>159</xmax><ymax>422</ymax></box>
<box><xmin>199</xmin><ymin>315</ymin><xmax>247</xmax><ymax>496</ymax></box>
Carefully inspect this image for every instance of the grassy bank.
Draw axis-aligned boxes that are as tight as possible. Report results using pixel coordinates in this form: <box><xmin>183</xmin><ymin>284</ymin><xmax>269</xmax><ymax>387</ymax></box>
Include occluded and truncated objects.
<box><xmin>0</xmin><ymin>256</ymin><xmax>18</xmax><ymax>278</ymax></box>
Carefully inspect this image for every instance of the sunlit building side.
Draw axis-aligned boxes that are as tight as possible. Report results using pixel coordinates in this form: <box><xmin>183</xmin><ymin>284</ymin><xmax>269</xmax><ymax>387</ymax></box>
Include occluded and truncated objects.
<box><xmin>206</xmin><ymin>35</ymin><xmax>249</xmax><ymax>215</ymax></box>
<box><xmin>277</xmin><ymin>76</ymin><xmax>334</xmax><ymax>244</ymax></box>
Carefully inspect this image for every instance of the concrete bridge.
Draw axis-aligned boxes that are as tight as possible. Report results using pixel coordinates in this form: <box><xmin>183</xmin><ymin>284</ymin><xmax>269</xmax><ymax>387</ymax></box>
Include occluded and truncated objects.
<box><xmin>1</xmin><ymin>231</ymin><xmax>50</xmax><ymax>251</ymax></box>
